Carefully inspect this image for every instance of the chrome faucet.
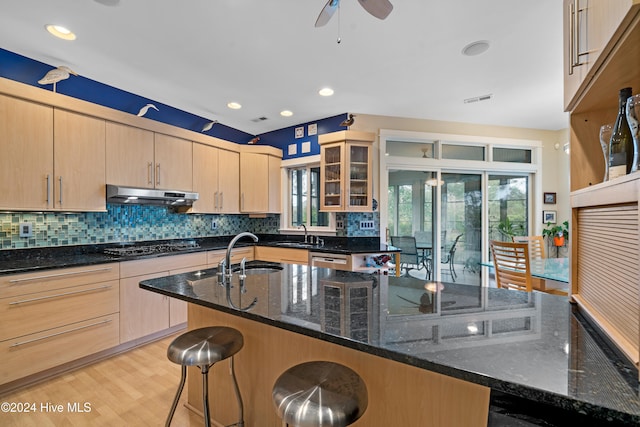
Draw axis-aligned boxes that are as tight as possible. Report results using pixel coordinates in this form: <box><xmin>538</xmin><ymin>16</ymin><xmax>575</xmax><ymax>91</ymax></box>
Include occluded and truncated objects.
<box><xmin>298</xmin><ymin>223</ymin><xmax>308</xmax><ymax>243</ymax></box>
<box><xmin>225</xmin><ymin>231</ymin><xmax>259</xmax><ymax>282</ymax></box>
<box><xmin>222</xmin><ymin>232</ymin><xmax>259</xmax><ymax>312</ymax></box>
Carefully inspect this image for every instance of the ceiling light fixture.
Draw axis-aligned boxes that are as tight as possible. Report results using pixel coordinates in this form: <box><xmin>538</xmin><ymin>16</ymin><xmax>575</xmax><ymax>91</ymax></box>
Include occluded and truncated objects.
<box><xmin>280</xmin><ymin>110</ymin><xmax>293</xmax><ymax>117</ymax></box>
<box><xmin>45</xmin><ymin>25</ymin><xmax>76</xmax><ymax>40</ymax></box>
<box><xmin>461</xmin><ymin>40</ymin><xmax>490</xmax><ymax>56</ymax></box>
<box><xmin>318</xmin><ymin>87</ymin><xmax>334</xmax><ymax>97</ymax></box>
<box><xmin>227</xmin><ymin>102</ymin><xmax>242</xmax><ymax>110</ymax></box>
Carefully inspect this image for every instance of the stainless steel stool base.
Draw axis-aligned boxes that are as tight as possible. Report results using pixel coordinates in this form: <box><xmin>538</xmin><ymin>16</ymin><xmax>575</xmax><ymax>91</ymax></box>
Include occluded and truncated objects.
<box><xmin>165</xmin><ymin>326</ymin><xmax>244</xmax><ymax>427</ymax></box>
<box><xmin>272</xmin><ymin>361</ymin><xmax>368</xmax><ymax>427</ymax></box>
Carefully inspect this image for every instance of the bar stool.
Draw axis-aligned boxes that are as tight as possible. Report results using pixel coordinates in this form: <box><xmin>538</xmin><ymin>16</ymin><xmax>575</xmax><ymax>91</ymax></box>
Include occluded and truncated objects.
<box><xmin>272</xmin><ymin>361</ymin><xmax>368</xmax><ymax>427</ymax></box>
<box><xmin>165</xmin><ymin>326</ymin><xmax>245</xmax><ymax>427</ymax></box>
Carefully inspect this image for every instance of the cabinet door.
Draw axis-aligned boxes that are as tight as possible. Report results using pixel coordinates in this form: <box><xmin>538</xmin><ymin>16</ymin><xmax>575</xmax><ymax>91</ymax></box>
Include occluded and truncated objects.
<box><xmin>192</xmin><ymin>143</ymin><xmax>218</xmax><ymax>213</ymax></box>
<box><xmin>218</xmin><ymin>149</ymin><xmax>240</xmax><ymax>213</ymax></box>
<box><xmin>240</xmin><ymin>152</ymin><xmax>269</xmax><ymax>212</ymax></box>
<box><xmin>106</xmin><ymin>122</ymin><xmax>155</xmax><ymax>188</ymax></box>
<box><xmin>320</xmin><ymin>142</ymin><xmax>345</xmax><ymax>211</ymax></box>
<box><xmin>346</xmin><ymin>143</ymin><xmax>372</xmax><ymax>211</ymax></box>
<box><xmin>563</xmin><ymin>0</ymin><xmax>635</xmax><ymax>109</ymax></box>
<box><xmin>53</xmin><ymin>109</ymin><xmax>106</xmax><ymax>211</ymax></box>
<box><xmin>120</xmin><ymin>271</ymin><xmax>169</xmax><ymax>343</ymax></box>
<box><xmin>268</xmin><ymin>155</ymin><xmax>281</xmax><ymax>213</ymax></box>
<box><xmin>154</xmin><ymin>133</ymin><xmax>193</xmax><ymax>190</ymax></box>
<box><xmin>0</xmin><ymin>94</ymin><xmax>53</xmax><ymax>210</ymax></box>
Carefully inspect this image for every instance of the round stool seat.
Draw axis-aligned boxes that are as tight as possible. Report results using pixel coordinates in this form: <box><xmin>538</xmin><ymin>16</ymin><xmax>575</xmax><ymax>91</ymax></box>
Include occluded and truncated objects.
<box><xmin>272</xmin><ymin>361</ymin><xmax>368</xmax><ymax>427</ymax></box>
<box><xmin>167</xmin><ymin>326</ymin><xmax>243</xmax><ymax>367</ymax></box>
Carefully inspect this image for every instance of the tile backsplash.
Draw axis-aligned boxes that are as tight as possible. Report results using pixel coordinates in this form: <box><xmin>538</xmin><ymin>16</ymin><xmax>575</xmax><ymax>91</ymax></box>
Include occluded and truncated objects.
<box><xmin>0</xmin><ymin>206</ymin><xmax>379</xmax><ymax>249</ymax></box>
<box><xmin>0</xmin><ymin>205</ymin><xmax>280</xmax><ymax>249</ymax></box>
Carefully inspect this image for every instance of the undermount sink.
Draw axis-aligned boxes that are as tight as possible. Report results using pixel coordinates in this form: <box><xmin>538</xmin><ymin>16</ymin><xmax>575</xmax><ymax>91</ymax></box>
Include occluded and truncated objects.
<box><xmin>274</xmin><ymin>242</ymin><xmax>314</xmax><ymax>249</ymax></box>
<box><xmin>232</xmin><ymin>264</ymin><xmax>283</xmax><ymax>275</ymax></box>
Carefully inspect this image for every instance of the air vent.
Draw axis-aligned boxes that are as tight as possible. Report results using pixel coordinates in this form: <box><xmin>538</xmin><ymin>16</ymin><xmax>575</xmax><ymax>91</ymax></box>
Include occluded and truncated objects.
<box><xmin>464</xmin><ymin>94</ymin><xmax>493</xmax><ymax>104</ymax></box>
<box><xmin>251</xmin><ymin>116</ymin><xmax>268</xmax><ymax>122</ymax></box>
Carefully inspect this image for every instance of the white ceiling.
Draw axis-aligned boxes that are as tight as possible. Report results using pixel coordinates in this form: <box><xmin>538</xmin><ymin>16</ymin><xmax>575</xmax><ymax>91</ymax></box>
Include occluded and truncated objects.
<box><xmin>0</xmin><ymin>0</ymin><xmax>568</xmax><ymax>135</ymax></box>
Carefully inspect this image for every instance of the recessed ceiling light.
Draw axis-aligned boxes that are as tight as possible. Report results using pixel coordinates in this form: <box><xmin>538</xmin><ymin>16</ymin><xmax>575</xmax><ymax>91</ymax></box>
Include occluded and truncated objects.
<box><xmin>318</xmin><ymin>87</ymin><xmax>334</xmax><ymax>97</ymax></box>
<box><xmin>227</xmin><ymin>102</ymin><xmax>242</xmax><ymax>110</ymax></box>
<box><xmin>280</xmin><ymin>110</ymin><xmax>293</xmax><ymax>117</ymax></box>
<box><xmin>45</xmin><ymin>25</ymin><xmax>76</xmax><ymax>40</ymax></box>
<box><xmin>461</xmin><ymin>40</ymin><xmax>490</xmax><ymax>56</ymax></box>
<box><xmin>93</xmin><ymin>0</ymin><xmax>121</xmax><ymax>6</ymax></box>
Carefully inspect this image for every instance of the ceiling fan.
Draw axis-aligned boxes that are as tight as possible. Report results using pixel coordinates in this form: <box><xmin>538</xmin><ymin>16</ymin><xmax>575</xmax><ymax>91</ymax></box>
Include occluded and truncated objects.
<box><xmin>314</xmin><ymin>0</ymin><xmax>394</xmax><ymax>27</ymax></box>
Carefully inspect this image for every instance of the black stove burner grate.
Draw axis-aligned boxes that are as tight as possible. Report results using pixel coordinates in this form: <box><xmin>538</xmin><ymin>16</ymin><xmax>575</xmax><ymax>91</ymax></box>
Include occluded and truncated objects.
<box><xmin>104</xmin><ymin>241</ymin><xmax>200</xmax><ymax>257</ymax></box>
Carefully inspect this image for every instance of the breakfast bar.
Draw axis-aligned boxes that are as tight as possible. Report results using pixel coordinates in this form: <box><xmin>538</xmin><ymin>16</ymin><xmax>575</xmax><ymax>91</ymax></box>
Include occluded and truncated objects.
<box><xmin>140</xmin><ymin>262</ymin><xmax>640</xmax><ymax>426</ymax></box>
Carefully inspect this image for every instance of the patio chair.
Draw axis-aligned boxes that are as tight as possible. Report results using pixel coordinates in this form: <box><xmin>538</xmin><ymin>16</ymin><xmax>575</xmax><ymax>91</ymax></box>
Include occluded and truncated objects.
<box><xmin>441</xmin><ymin>234</ymin><xmax>463</xmax><ymax>282</ymax></box>
<box><xmin>390</xmin><ymin>236</ymin><xmax>427</xmax><ymax>276</ymax></box>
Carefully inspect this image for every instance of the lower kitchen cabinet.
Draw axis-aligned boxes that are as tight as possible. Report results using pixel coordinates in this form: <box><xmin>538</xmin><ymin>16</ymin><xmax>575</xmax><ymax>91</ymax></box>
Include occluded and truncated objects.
<box><xmin>254</xmin><ymin>246</ymin><xmax>308</xmax><ymax>265</ymax></box>
<box><xmin>0</xmin><ymin>263</ymin><xmax>120</xmax><ymax>386</ymax></box>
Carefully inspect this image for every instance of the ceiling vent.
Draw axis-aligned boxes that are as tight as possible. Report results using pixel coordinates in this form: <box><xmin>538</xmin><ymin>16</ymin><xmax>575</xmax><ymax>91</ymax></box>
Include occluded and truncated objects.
<box><xmin>463</xmin><ymin>94</ymin><xmax>493</xmax><ymax>104</ymax></box>
<box><xmin>251</xmin><ymin>116</ymin><xmax>268</xmax><ymax>122</ymax></box>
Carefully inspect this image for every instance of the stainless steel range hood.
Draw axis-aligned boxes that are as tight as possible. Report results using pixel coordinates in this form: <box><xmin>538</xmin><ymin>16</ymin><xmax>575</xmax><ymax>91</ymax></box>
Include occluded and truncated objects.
<box><xmin>106</xmin><ymin>184</ymin><xmax>198</xmax><ymax>207</ymax></box>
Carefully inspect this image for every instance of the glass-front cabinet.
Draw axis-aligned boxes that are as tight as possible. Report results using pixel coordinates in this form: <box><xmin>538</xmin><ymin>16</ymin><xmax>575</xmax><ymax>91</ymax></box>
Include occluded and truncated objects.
<box><xmin>319</xmin><ymin>130</ymin><xmax>374</xmax><ymax>211</ymax></box>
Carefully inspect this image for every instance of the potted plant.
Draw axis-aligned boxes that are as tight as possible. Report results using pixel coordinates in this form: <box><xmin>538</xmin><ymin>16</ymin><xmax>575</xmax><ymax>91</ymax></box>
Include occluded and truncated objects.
<box><xmin>542</xmin><ymin>220</ymin><xmax>569</xmax><ymax>247</ymax></box>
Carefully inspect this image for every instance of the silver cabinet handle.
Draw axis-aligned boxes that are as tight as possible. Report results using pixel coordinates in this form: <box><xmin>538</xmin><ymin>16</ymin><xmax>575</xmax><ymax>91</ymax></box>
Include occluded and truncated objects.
<box><xmin>214</xmin><ymin>191</ymin><xmax>218</xmax><ymax>210</ymax></box>
<box><xmin>46</xmin><ymin>174</ymin><xmax>50</xmax><ymax>205</ymax></box>
<box><xmin>58</xmin><ymin>176</ymin><xmax>63</xmax><ymax>205</ymax></box>
<box><xmin>220</xmin><ymin>192</ymin><xmax>223</xmax><ymax>210</ymax></box>
<box><xmin>9</xmin><ymin>319</ymin><xmax>112</xmax><ymax>348</ymax></box>
<box><xmin>241</xmin><ymin>193</ymin><xmax>244</xmax><ymax>210</ymax></box>
<box><xmin>155</xmin><ymin>163</ymin><xmax>160</xmax><ymax>185</ymax></box>
<box><xmin>147</xmin><ymin>162</ymin><xmax>153</xmax><ymax>185</ymax></box>
<box><xmin>9</xmin><ymin>284</ymin><xmax>112</xmax><ymax>305</ymax></box>
<box><xmin>8</xmin><ymin>266</ymin><xmax>113</xmax><ymax>284</ymax></box>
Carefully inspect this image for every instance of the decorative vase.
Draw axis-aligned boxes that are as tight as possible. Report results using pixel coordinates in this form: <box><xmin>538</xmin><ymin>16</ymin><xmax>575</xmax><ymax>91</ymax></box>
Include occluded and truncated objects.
<box><xmin>553</xmin><ymin>236</ymin><xmax>565</xmax><ymax>247</ymax></box>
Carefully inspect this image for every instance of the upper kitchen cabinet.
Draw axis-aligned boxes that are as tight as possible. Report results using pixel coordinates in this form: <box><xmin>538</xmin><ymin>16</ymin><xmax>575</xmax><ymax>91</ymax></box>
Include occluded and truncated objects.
<box><xmin>192</xmin><ymin>143</ymin><xmax>240</xmax><ymax>214</ymax></box>
<box><xmin>0</xmin><ymin>97</ymin><xmax>106</xmax><ymax>212</ymax></box>
<box><xmin>106</xmin><ymin>122</ymin><xmax>193</xmax><ymax>191</ymax></box>
<box><xmin>563</xmin><ymin>0</ymin><xmax>639</xmax><ymax>111</ymax></box>
<box><xmin>239</xmin><ymin>147</ymin><xmax>282</xmax><ymax>214</ymax></box>
<box><xmin>319</xmin><ymin>130</ymin><xmax>375</xmax><ymax>212</ymax></box>
<box><xmin>0</xmin><ymin>94</ymin><xmax>54</xmax><ymax>211</ymax></box>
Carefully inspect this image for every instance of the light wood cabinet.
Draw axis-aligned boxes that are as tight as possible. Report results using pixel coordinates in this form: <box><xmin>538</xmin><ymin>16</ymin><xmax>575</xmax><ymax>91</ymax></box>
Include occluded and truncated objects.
<box><xmin>319</xmin><ymin>131</ymin><xmax>374</xmax><ymax>211</ymax></box>
<box><xmin>192</xmin><ymin>143</ymin><xmax>240</xmax><ymax>213</ymax></box>
<box><xmin>0</xmin><ymin>96</ymin><xmax>106</xmax><ymax>211</ymax></box>
<box><xmin>0</xmin><ymin>263</ymin><xmax>120</xmax><ymax>385</ymax></box>
<box><xmin>53</xmin><ymin>110</ymin><xmax>106</xmax><ymax>211</ymax></box>
<box><xmin>563</xmin><ymin>0</ymin><xmax>638</xmax><ymax>110</ymax></box>
<box><xmin>106</xmin><ymin>122</ymin><xmax>193</xmax><ymax>191</ymax></box>
<box><xmin>240</xmin><ymin>151</ymin><xmax>281</xmax><ymax>214</ymax></box>
<box><xmin>254</xmin><ymin>246</ymin><xmax>308</xmax><ymax>264</ymax></box>
<box><xmin>0</xmin><ymin>94</ymin><xmax>53</xmax><ymax>211</ymax></box>
<box><xmin>567</xmin><ymin>4</ymin><xmax>640</xmax><ymax>365</ymax></box>
<box><xmin>207</xmin><ymin>246</ymin><xmax>255</xmax><ymax>267</ymax></box>
<box><xmin>119</xmin><ymin>252</ymin><xmax>206</xmax><ymax>343</ymax></box>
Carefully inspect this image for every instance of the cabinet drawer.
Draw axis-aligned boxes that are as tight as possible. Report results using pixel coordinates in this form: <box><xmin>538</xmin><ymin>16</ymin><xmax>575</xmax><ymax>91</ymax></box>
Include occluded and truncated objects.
<box><xmin>120</xmin><ymin>252</ymin><xmax>207</xmax><ymax>278</ymax></box>
<box><xmin>0</xmin><ymin>280</ymin><xmax>119</xmax><ymax>342</ymax></box>
<box><xmin>255</xmin><ymin>246</ymin><xmax>308</xmax><ymax>265</ymax></box>
<box><xmin>0</xmin><ymin>313</ymin><xmax>119</xmax><ymax>385</ymax></box>
<box><xmin>0</xmin><ymin>263</ymin><xmax>119</xmax><ymax>298</ymax></box>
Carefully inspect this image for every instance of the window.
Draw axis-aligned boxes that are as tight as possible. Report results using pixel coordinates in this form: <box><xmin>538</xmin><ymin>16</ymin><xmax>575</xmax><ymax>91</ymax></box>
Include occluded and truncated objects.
<box><xmin>289</xmin><ymin>166</ymin><xmax>329</xmax><ymax>228</ymax></box>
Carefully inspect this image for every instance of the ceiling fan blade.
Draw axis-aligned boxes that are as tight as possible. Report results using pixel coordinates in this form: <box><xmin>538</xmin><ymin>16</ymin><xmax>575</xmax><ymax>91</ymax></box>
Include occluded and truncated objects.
<box><xmin>315</xmin><ymin>0</ymin><xmax>339</xmax><ymax>27</ymax></box>
<box><xmin>357</xmin><ymin>0</ymin><xmax>393</xmax><ymax>20</ymax></box>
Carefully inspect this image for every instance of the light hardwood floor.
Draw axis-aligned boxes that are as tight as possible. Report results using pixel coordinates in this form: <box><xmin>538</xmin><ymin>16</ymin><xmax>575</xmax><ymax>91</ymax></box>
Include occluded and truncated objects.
<box><xmin>0</xmin><ymin>335</ymin><xmax>209</xmax><ymax>426</ymax></box>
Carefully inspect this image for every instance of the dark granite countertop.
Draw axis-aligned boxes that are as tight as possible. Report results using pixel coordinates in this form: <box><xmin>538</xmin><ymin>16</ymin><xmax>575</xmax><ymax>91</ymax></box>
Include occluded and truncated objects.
<box><xmin>140</xmin><ymin>262</ymin><xmax>640</xmax><ymax>426</ymax></box>
<box><xmin>0</xmin><ymin>235</ymin><xmax>396</xmax><ymax>276</ymax></box>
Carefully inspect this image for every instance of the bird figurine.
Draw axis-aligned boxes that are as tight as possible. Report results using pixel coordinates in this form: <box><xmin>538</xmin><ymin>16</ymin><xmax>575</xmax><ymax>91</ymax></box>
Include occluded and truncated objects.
<box><xmin>137</xmin><ymin>103</ymin><xmax>159</xmax><ymax>117</ymax></box>
<box><xmin>340</xmin><ymin>113</ymin><xmax>355</xmax><ymax>128</ymax></box>
<box><xmin>248</xmin><ymin>137</ymin><xmax>260</xmax><ymax>145</ymax></box>
<box><xmin>201</xmin><ymin>120</ymin><xmax>217</xmax><ymax>132</ymax></box>
<box><xmin>37</xmin><ymin>66</ymin><xmax>78</xmax><ymax>93</ymax></box>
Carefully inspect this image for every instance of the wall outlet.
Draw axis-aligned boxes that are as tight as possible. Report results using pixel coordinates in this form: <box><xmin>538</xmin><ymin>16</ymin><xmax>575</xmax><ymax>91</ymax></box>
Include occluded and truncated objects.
<box><xmin>19</xmin><ymin>222</ymin><xmax>33</xmax><ymax>237</ymax></box>
<box><xmin>211</xmin><ymin>219</ymin><xmax>217</xmax><ymax>230</ymax></box>
<box><xmin>359</xmin><ymin>220</ymin><xmax>375</xmax><ymax>230</ymax></box>
<box><xmin>336</xmin><ymin>220</ymin><xmax>344</xmax><ymax>229</ymax></box>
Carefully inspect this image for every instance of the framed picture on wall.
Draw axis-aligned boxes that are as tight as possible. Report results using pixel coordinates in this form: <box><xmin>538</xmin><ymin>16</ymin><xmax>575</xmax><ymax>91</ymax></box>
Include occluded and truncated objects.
<box><xmin>543</xmin><ymin>210</ymin><xmax>557</xmax><ymax>224</ymax></box>
<box><xmin>543</xmin><ymin>192</ymin><xmax>556</xmax><ymax>204</ymax></box>
<box><xmin>544</xmin><ymin>193</ymin><xmax>556</xmax><ymax>205</ymax></box>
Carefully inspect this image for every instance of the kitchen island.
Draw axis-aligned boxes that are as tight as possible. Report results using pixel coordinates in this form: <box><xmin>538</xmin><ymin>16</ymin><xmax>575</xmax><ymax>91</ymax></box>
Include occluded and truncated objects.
<box><xmin>140</xmin><ymin>262</ymin><xmax>640</xmax><ymax>426</ymax></box>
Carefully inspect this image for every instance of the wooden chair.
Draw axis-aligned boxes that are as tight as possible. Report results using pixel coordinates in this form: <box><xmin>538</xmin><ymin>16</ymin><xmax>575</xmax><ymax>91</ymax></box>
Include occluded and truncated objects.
<box><xmin>390</xmin><ymin>236</ymin><xmax>427</xmax><ymax>275</ymax></box>
<box><xmin>490</xmin><ymin>240</ymin><xmax>532</xmax><ymax>292</ymax></box>
<box><xmin>512</xmin><ymin>235</ymin><xmax>545</xmax><ymax>259</ymax></box>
